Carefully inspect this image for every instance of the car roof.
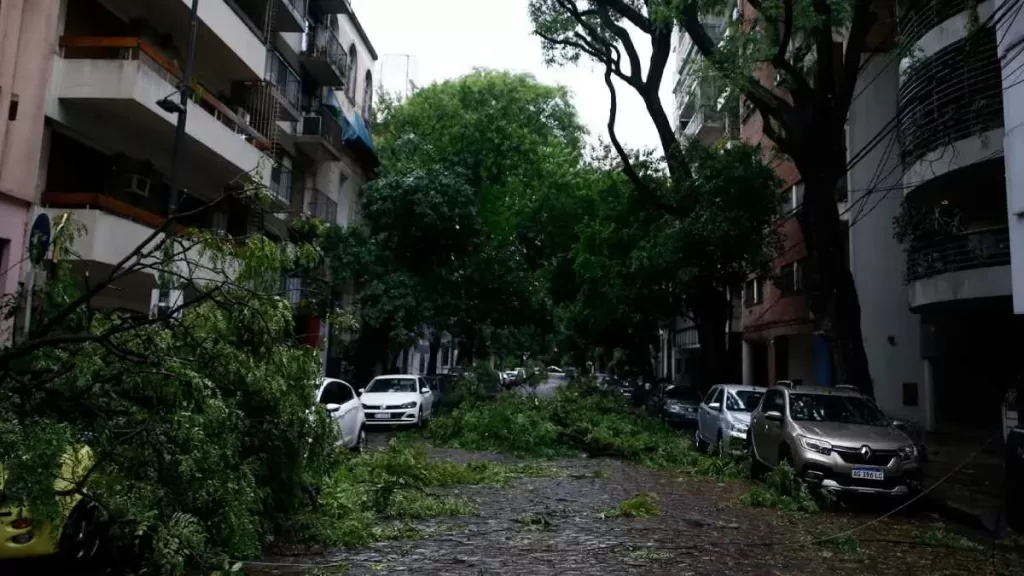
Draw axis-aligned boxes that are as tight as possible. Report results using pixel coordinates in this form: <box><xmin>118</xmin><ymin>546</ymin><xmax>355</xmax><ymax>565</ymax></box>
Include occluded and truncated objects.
<box><xmin>373</xmin><ymin>374</ymin><xmax>420</xmax><ymax>379</ymax></box>
<box><xmin>714</xmin><ymin>384</ymin><xmax>767</xmax><ymax>392</ymax></box>
<box><xmin>783</xmin><ymin>385</ymin><xmax>863</xmax><ymax>397</ymax></box>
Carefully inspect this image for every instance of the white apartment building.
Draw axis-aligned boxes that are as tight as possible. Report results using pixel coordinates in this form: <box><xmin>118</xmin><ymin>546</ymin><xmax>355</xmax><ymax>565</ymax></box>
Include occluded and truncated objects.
<box><xmin>28</xmin><ymin>0</ymin><xmax>377</xmax><ymax>368</ymax></box>
<box><xmin>671</xmin><ymin>14</ymin><xmax>729</xmax><ymax>144</ymax></box>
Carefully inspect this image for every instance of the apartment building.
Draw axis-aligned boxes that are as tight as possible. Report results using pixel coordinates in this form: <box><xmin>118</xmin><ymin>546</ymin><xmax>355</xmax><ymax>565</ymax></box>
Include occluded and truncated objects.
<box><xmin>672</xmin><ymin>17</ymin><xmax>729</xmax><ymax>145</ymax></box>
<box><xmin>0</xmin><ymin>1</ymin><xmax>60</xmax><ymax>343</ymax></box>
<box><xmin>23</xmin><ymin>0</ymin><xmax>377</xmax><ymax>364</ymax></box>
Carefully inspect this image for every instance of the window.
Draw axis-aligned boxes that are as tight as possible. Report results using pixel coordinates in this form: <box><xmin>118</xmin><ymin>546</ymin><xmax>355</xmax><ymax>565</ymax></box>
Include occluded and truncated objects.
<box><xmin>727</xmin><ymin>391</ymin><xmax>764</xmax><ymax>412</ymax></box>
<box><xmin>788</xmin><ymin>393</ymin><xmax>889</xmax><ymax>426</ymax></box>
<box><xmin>780</xmin><ymin>261</ymin><xmax>803</xmax><ymax>295</ymax></box>
<box><xmin>763</xmin><ymin>389</ymin><xmax>785</xmax><ymax>414</ymax></box>
<box><xmin>365</xmin><ymin>377</ymin><xmax>417</xmax><ymax>393</ymax></box>
<box><xmin>779</xmin><ymin>182</ymin><xmax>804</xmax><ymax>217</ymax></box>
<box><xmin>319</xmin><ymin>380</ymin><xmax>354</xmax><ymax>405</ymax></box>
<box><xmin>708</xmin><ymin>387</ymin><xmax>724</xmax><ymax>409</ymax></box>
<box><xmin>703</xmin><ymin>386</ymin><xmax>719</xmax><ymax>404</ymax></box>
<box><xmin>744</xmin><ymin>278</ymin><xmax>764</xmax><ymax>308</ymax></box>
<box><xmin>346</xmin><ymin>44</ymin><xmax>358</xmax><ymax>100</ymax></box>
<box><xmin>418</xmin><ymin>353</ymin><xmax>426</xmax><ymax>374</ymax></box>
<box><xmin>362</xmin><ymin>70</ymin><xmax>373</xmax><ymax>119</ymax></box>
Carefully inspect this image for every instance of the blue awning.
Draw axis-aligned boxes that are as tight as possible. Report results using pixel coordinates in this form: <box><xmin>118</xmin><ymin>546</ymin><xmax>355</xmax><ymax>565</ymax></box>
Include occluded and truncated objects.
<box><xmin>340</xmin><ymin>111</ymin><xmax>379</xmax><ymax>170</ymax></box>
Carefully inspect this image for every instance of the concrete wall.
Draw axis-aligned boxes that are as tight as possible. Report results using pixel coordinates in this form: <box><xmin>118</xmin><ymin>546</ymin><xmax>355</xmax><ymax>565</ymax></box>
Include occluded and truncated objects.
<box><xmin>998</xmin><ymin>0</ymin><xmax>1024</xmax><ymax>312</ymax></box>
<box><xmin>848</xmin><ymin>50</ymin><xmax>927</xmax><ymax>424</ymax></box>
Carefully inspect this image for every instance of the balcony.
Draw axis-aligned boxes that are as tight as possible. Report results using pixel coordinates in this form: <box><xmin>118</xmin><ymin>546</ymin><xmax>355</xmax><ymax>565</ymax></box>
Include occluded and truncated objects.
<box><xmin>682</xmin><ymin>105</ymin><xmax>725</xmax><ymax>144</ymax></box>
<box><xmin>301</xmin><ymin>23</ymin><xmax>347</xmax><ymax>87</ymax></box>
<box><xmin>308</xmin><ymin>189</ymin><xmax>338</xmax><ymax>223</ymax></box>
<box><xmin>231</xmin><ymin>0</ymin><xmax>306</xmax><ymax>34</ymax></box>
<box><xmin>314</xmin><ymin>0</ymin><xmax>351</xmax><ymax>13</ymax></box>
<box><xmin>251</xmin><ymin>50</ymin><xmax>302</xmax><ymax>122</ymax></box>
<box><xmin>295</xmin><ymin>107</ymin><xmax>344</xmax><ymax>162</ymax></box>
<box><xmin>905</xmin><ymin>227</ymin><xmax>1011</xmax><ymax>308</ymax></box>
<box><xmin>56</xmin><ymin>36</ymin><xmax>270</xmax><ymax>183</ymax></box>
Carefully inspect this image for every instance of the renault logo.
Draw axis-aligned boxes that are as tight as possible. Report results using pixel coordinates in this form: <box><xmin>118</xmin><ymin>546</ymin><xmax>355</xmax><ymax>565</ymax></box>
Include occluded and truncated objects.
<box><xmin>860</xmin><ymin>446</ymin><xmax>872</xmax><ymax>459</ymax></box>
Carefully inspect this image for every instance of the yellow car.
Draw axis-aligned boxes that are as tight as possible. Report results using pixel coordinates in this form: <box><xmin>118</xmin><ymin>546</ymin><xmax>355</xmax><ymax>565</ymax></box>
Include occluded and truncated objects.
<box><xmin>0</xmin><ymin>445</ymin><xmax>106</xmax><ymax>560</ymax></box>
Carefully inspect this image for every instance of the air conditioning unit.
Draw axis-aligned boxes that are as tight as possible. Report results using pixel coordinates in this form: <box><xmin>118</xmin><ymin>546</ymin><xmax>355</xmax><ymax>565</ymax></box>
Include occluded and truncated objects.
<box><xmin>126</xmin><ymin>173</ymin><xmax>151</xmax><ymax>197</ymax></box>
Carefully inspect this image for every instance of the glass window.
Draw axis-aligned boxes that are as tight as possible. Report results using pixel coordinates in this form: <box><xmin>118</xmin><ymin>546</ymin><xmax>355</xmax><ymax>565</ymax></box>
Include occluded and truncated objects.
<box><xmin>703</xmin><ymin>386</ymin><xmax>718</xmax><ymax>404</ymax></box>
<box><xmin>780</xmin><ymin>261</ymin><xmax>803</xmax><ymax>295</ymax></box>
<box><xmin>319</xmin><ymin>380</ymin><xmax>353</xmax><ymax>405</ymax></box>
<box><xmin>666</xmin><ymin>386</ymin><xmax>702</xmax><ymax>402</ymax></box>
<box><xmin>728</xmin><ymin>390</ymin><xmax>764</xmax><ymax>412</ymax></box>
<box><xmin>788</xmin><ymin>393</ymin><xmax>889</xmax><ymax>426</ymax></box>
<box><xmin>365</xmin><ymin>377</ymin><xmax>418</xmax><ymax>393</ymax></box>
<box><xmin>709</xmin><ymin>388</ymin><xmax>724</xmax><ymax>409</ymax></box>
<box><xmin>763</xmin><ymin>389</ymin><xmax>785</xmax><ymax>413</ymax></box>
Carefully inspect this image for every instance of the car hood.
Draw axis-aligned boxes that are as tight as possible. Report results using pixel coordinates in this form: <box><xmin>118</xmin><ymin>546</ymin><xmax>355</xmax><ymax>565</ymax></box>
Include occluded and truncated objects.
<box><xmin>729</xmin><ymin>412</ymin><xmax>753</xmax><ymax>426</ymax></box>
<box><xmin>794</xmin><ymin>421</ymin><xmax>911</xmax><ymax>448</ymax></box>
<box><xmin>360</xmin><ymin>392</ymin><xmax>421</xmax><ymax>407</ymax></box>
<box><xmin>665</xmin><ymin>399</ymin><xmax>700</xmax><ymax>408</ymax></box>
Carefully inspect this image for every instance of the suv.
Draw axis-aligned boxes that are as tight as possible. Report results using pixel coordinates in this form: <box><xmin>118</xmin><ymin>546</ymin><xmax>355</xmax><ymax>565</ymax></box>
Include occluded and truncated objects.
<box><xmin>748</xmin><ymin>385</ymin><xmax>922</xmax><ymax>495</ymax></box>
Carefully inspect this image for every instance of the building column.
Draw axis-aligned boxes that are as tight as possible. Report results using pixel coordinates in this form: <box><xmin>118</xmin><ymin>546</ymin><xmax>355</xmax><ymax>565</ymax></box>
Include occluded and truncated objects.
<box><xmin>922</xmin><ymin>358</ymin><xmax>936</xmax><ymax>431</ymax></box>
<box><xmin>741</xmin><ymin>340</ymin><xmax>753</xmax><ymax>385</ymax></box>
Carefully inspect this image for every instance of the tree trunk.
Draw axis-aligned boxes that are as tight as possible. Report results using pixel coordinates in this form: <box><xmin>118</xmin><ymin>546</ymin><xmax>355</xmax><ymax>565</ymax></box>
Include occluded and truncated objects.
<box><xmin>798</xmin><ymin>178</ymin><xmax>874</xmax><ymax>397</ymax></box>
<box><xmin>426</xmin><ymin>332</ymin><xmax>442</xmax><ymax>376</ymax></box>
<box><xmin>691</xmin><ymin>286</ymin><xmax>731</xmax><ymax>395</ymax></box>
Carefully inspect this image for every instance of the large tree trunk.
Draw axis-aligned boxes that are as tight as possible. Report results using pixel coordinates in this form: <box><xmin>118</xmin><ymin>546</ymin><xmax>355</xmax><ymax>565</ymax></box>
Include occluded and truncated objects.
<box><xmin>691</xmin><ymin>286</ymin><xmax>731</xmax><ymax>395</ymax></box>
<box><xmin>426</xmin><ymin>332</ymin><xmax>442</xmax><ymax>376</ymax></box>
<box><xmin>798</xmin><ymin>177</ymin><xmax>874</xmax><ymax>397</ymax></box>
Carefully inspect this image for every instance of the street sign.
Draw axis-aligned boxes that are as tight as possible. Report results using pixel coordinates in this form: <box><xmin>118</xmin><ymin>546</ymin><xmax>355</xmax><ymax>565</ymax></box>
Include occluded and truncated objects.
<box><xmin>28</xmin><ymin>213</ymin><xmax>51</xmax><ymax>265</ymax></box>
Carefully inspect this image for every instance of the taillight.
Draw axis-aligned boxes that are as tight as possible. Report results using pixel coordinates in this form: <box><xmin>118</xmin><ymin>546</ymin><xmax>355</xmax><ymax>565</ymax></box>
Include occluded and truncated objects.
<box><xmin>10</xmin><ymin>518</ymin><xmax>31</xmax><ymax>530</ymax></box>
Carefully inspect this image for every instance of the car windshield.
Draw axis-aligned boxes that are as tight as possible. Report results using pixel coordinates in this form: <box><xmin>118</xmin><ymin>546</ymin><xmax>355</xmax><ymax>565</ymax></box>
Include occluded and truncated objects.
<box><xmin>365</xmin><ymin>378</ymin><xmax>418</xmax><ymax>393</ymax></box>
<box><xmin>727</xmin><ymin>391</ymin><xmax>764</xmax><ymax>412</ymax></box>
<box><xmin>788</xmin><ymin>393</ymin><xmax>889</xmax><ymax>425</ymax></box>
<box><xmin>666</xmin><ymin>386</ymin><xmax>701</xmax><ymax>402</ymax></box>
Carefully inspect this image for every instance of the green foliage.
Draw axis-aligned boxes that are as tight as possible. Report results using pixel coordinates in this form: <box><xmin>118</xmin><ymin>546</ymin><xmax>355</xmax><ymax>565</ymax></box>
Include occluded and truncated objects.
<box><xmin>740</xmin><ymin>462</ymin><xmax>821</xmax><ymax>513</ymax></box>
<box><xmin>603</xmin><ymin>493</ymin><xmax>660</xmax><ymax>518</ymax></box>
<box><xmin>915</xmin><ymin>523</ymin><xmax>983</xmax><ymax>552</ymax></box>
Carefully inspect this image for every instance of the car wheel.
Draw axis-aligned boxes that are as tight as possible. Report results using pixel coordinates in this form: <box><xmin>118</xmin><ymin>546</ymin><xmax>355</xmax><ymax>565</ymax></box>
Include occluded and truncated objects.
<box><xmin>714</xmin><ymin>430</ymin><xmax>725</xmax><ymax>456</ymax></box>
<box><xmin>416</xmin><ymin>408</ymin><xmax>425</xmax><ymax>428</ymax></box>
<box><xmin>59</xmin><ymin>500</ymin><xmax>109</xmax><ymax>562</ymax></box>
<box><xmin>748</xmin><ymin>431</ymin><xmax>767</xmax><ymax>480</ymax></box>
<box><xmin>352</xmin><ymin>427</ymin><xmax>368</xmax><ymax>454</ymax></box>
<box><xmin>694</xmin><ymin>429</ymin><xmax>709</xmax><ymax>453</ymax></box>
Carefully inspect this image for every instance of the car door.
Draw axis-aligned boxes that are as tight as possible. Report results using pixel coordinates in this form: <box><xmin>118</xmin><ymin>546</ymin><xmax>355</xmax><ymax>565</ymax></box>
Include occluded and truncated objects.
<box><xmin>418</xmin><ymin>377</ymin><xmax>434</xmax><ymax>417</ymax></box>
<box><xmin>753</xmin><ymin>389</ymin><xmax>786</xmax><ymax>465</ymax></box>
<box><xmin>319</xmin><ymin>379</ymin><xmax>356</xmax><ymax>446</ymax></box>
<box><xmin>698</xmin><ymin>387</ymin><xmax>721</xmax><ymax>441</ymax></box>
<box><xmin>335</xmin><ymin>380</ymin><xmax>362</xmax><ymax>445</ymax></box>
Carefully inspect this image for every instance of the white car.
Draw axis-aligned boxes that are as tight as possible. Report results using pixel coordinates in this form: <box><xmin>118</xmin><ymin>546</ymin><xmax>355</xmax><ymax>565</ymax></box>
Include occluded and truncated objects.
<box><xmin>316</xmin><ymin>378</ymin><xmax>368</xmax><ymax>452</ymax></box>
<box><xmin>695</xmin><ymin>384</ymin><xmax>767</xmax><ymax>454</ymax></box>
<box><xmin>359</xmin><ymin>374</ymin><xmax>435</xmax><ymax>426</ymax></box>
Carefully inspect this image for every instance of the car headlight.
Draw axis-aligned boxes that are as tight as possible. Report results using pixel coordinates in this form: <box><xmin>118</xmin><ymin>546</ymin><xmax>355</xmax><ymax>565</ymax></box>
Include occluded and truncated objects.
<box><xmin>396</xmin><ymin>402</ymin><xmax>418</xmax><ymax>409</ymax></box>
<box><xmin>898</xmin><ymin>444</ymin><xmax>918</xmax><ymax>461</ymax></box>
<box><xmin>729</xmin><ymin>422</ymin><xmax>749</xmax><ymax>434</ymax></box>
<box><xmin>797</xmin><ymin>435</ymin><xmax>832</xmax><ymax>455</ymax></box>
<box><xmin>665</xmin><ymin>402</ymin><xmax>685</xmax><ymax>413</ymax></box>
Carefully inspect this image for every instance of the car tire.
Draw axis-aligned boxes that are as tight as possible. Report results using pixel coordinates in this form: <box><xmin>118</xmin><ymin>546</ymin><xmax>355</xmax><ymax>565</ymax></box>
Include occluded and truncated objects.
<box><xmin>714</xmin><ymin>430</ymin><xmax>725</xmax><ymax>456</ymax></box>
<box><xmin>59</xmin><ymin>500</ymin><xmax>110</xmax><ymax>563</ymax></box>
<box><xmin>416</xmin><ymin>408</ymin><xmax>425</xmax><ymax>429</ymax></box>
<box><xmin>352</xmin><ymin>427</ymin><xmax>368</xmax><ymax>454</ymax></box>
<box><xmin>748</xmin><ymin>431</ymin><xmax>767</xmax><ymax>480</ymax></box>
<box><xmin>694</xmin><ymin>429</ymin><xmax>709</xmax><ymax>453</ymax></box>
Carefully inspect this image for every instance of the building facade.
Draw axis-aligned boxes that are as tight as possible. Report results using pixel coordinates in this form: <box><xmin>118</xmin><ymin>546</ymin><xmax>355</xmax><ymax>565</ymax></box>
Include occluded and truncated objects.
<box><xmin>10</xmin><ymin>0</ymin><xmax>378</xmax><ymax>369</ymax></box>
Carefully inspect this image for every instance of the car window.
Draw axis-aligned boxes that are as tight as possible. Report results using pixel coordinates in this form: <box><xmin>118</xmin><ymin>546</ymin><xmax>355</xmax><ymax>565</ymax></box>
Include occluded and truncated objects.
<box><xmin>319</xmin><ymin>380</ymin><xmax>354</xmax><ymax>405</ymax></box>
<box><xmin>710</xmin><ymin>388</ymin><xmax>724</xmax><ymax>407</ymax></box>
<box><xmin>703</xmin><ymin>387</ymin><xmax>718</xmax><ymax>404</ymax></box>
<box><xmin>666</xmin><ymin>386</ymin><xmax>702</xmax><ymax>402</ymax></box>
<box><xmin>788</xmin><ymin>393</ymin><xmax>889</xmax><ymax>426</ymax></box>
<box><xmin>763</xmin><ymin>389</ymin><xmax>785</xmax><ymax>413</ymax></box>
<box><xmin>728</xmin><ymin>391</ymin><xmax>764</xmax><ymax>412</ymax></box>
<box><xmin>365</xmin><ymin>377</ymin><xmax>418</xmax><ymax>393</ymax></box>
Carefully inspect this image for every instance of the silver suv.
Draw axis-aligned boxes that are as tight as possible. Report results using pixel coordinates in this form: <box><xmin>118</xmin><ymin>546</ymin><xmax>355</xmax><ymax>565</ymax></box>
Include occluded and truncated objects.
<box><xmin>748</xmin><ymin>385</ymin><xmax>922</xmax><ymax>495</ymax></box>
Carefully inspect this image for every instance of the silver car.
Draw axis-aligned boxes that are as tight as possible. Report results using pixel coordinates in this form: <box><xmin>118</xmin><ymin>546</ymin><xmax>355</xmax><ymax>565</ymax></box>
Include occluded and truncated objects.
<box><xmin>748</xmin><ymin>385</ymin><xmax>922</xmax><ymax>495</ymax></box>
<box><xmin>694</xmin><ymin>384</ymin><xmax>766</xmax><ymax>453</ymax></box>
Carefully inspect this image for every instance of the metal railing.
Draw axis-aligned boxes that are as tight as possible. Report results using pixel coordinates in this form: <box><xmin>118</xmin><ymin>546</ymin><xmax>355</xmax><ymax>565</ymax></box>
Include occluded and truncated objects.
<box><xmin>58</xmin><ymin>36</ymin><xmax>270</xmax><ymax>150</ymax></box>
<box><xmin>904</xmin><ymin>226</ymin><xmax>1010</xmax><ymax>282</ymax></box>
<box><xmin>899</xmin><ymin>0</ymin><xmax>971</xmax><ymax>52</ymax></box>
<box><xmin>897</xmin><ymin>28</ymin><xmax>1003</xmax><ymax>167</ymax></box>
<box><xmin>308</xmin><ymin>189</ymin><xmax>338</xmax><ymax>223</ymax></box>
<box><xmin>266</xmin><ymin>50</ymin><xmax>301</xmax><ymax>110</ymax></box>
<box><xmin>306</xmin><ymin>23</ymin><xmax>347</xmax><ymax>77</ymax></box>
<box><xmin>269</xmin><ymin>164</ymin><xmax>293</xmax><ymax>204</ymax></box>
<box><xmin>300</xmin><ymin>106</ymin><xmax>344</xmax><ymax>150</ymax></box>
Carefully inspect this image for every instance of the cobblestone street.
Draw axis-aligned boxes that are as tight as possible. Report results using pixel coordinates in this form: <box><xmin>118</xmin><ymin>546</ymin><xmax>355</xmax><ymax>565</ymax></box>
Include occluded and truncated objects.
<box><xmin>253</xmin><ymin>441</ymin><xmax>1024</xmax><ymax>576</ymax></box>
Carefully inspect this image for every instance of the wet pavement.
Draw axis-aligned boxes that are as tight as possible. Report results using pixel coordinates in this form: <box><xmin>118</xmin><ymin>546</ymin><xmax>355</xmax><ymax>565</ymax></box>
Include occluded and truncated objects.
<box><xmin>253</xmin><ymin>442</ymin><xmax>1024</xmax><ymax>575</ymax></box>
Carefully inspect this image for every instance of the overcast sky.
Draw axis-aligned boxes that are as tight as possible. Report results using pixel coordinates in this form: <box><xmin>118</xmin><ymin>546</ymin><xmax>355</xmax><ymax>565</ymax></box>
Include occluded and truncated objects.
<box><xmin>350</xmin><ymin>0</ymin><xmax>675</xmax><ymax>153</ymax></box>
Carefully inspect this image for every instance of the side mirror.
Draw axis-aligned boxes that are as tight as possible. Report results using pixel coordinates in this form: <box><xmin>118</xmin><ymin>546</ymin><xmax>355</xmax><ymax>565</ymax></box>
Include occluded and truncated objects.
<box><xmin>891</xmin><ymin>419</ymin><xmax>907</xmax><ymax>430</ymax></box>
<box><xmin>708</xmin><ymin>402</ymin><xmax>721</xmax><ymax>411</ymax></box>
<box><xmin>764</xmin><ymin>410</ymin><xmax>783</xmax><ymax>422</ymax></box>
<box><xmin>325</xmin><ymin>403</ymin><xmax>342</xmax><ymax>413</ymax></box>
<box><xmin>421</xmin><ymin>388</ymin><xmax>431</xmax><ymax>394</ymax></box>
<box><xmin>357</xmin><ymin>389</ymin><xmax>364</xmax><ymax>396</ymax></box>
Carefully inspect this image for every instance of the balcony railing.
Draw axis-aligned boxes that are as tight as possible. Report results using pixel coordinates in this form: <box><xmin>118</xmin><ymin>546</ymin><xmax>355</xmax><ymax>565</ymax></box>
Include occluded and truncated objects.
<box><xmin>266</xmin><ymin>50</ymin><xmax>301</xmax><ymax>111</ymax></box>
<box><xmin>904</xmin><ymin>226</ymin><xmax>1010</xmax><ymax>283</ymax></box>
<box><xmin>58</xmin><ymin>36</ymin><xmax>270</xmax><ymax>150</ymax></box>
<box><xmin>269</xmin><ymin>164</ymin><xmax>293</xmax><ymax>204</ymax></box>
<box><xmin>306</xmin><ymin>23</ymin><xmax>347</xmax><ymax>77</ymax></box>
<box><xmin>300</xmin><ymin>106</ymin><xmax>344</xmax><ymax>150</ymax></box>
<box><xmin>308</xmin><ymin>189</ymin><xmax>338</xmax><ymax>223</ymax></box>
<box><xmin>898</xmin><ymin>0</ymin><xmax>971</xmax><ymax>53</ymax></box>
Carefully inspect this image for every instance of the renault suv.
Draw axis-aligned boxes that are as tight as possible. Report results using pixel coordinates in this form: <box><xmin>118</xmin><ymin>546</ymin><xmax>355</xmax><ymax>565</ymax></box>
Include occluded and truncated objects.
<box><xmin>748</xmin><ymin>385</ymin><xmax>922</xmax><ymax>495</ymax></box>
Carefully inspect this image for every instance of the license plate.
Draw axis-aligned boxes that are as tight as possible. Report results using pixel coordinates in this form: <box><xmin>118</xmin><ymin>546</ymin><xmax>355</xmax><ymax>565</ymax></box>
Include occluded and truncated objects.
<box><xmin>373</xmin><ymin>413</ymin><xmax>391</xmax><ymax>419</ymax></box>
<box><xmin>851</xmin><ymin>468</ymin><xmax>885</xmax><ymax>481</ymax></box>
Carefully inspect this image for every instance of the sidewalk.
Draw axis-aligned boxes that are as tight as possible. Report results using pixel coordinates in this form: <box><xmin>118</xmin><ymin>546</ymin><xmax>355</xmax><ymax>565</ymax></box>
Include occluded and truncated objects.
<box><xmin>921</xmin><ymin>429</ymin><xmax>1009</xmax><ymax>535</ymax></box>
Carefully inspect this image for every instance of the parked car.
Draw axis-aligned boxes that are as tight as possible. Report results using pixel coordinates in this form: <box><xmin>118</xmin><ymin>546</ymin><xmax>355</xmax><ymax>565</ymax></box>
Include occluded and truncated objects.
<box><xmin>504</xmin><ymin>370</ymin><xmax>519</xmax><ymax>386</ymax></box>
<box><xmin>422</xmin><ymin>375</ymin><xmax>445</xmax><ymax>406</ymax></box>
<box><xmin>652</xmin><ymin>385</ymin><xmax>702</xmax><ymax>427</ymax></box>
<box><xmin>1008</xmin><ymin>425</ymin><xmax>1024</xmax><ymax>532</ymax></box>
<box><xmin>359</xmin><ymin>374</ymin><xmax>435</xmax><ymax>427</ymax></box>
<box><xmin>0</xmin><ymin>445</ymin><xmax>109</xmax><ymax>561</ymax></box>
<box><xmin>547</xmin><ymin>366</ymin><xmax>564</xmax><ymax>374</ymax></box>
<box><xmin>748</xmin><ymin>385</ymin><xmax>922</xmax><ymax>495</ymax></box>
<box><xmin>694</xmin><ymin>384</ymin><xmax>766</xmax><ymax>453</ymax></box>
<box><xmin>317</xmin><ymin>378</ymin><xmax>368</xmax><ymax>452</ymax></box>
